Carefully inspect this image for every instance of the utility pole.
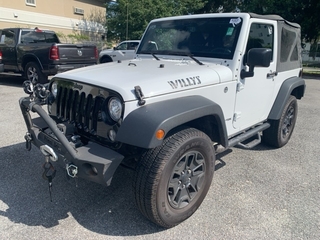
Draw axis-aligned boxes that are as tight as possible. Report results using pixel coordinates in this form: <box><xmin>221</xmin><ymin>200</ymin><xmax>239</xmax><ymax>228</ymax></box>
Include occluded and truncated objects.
<box><xmin>126</xmin><ymin>1</ymin><xmax>128</xmax><ymax>40</ymax></box>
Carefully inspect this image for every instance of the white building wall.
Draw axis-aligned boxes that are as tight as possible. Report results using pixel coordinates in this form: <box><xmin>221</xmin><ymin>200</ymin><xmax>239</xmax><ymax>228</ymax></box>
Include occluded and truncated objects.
<box><xmin>301</xmin><ymin>42</ymin><xmax>320</xmax><ymax>63</ymax></box>
<box><xmin>0</xmin><ymin>7</ymin><xmax>105</xmax><ymax>35</ymax></box>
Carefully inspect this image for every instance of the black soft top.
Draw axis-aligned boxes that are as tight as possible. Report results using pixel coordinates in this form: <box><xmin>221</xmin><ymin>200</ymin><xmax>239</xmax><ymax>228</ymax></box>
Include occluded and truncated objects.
<box><xmin>247</xmin><ymin>13</ymin><xmax>302</xmax><ymax>72</ymax></box>
<box><xmin>249</xmin><ymin>13</ymin><xmax>300</xmax><ymax>28</ymax></box>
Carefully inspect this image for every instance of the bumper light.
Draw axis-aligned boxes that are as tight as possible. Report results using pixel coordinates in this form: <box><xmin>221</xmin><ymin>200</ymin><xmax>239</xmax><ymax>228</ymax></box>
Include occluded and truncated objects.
<box><xmin>108</xmin><ymin>129</ymin><xmax>116</xmax><ymax>142</ymax></box>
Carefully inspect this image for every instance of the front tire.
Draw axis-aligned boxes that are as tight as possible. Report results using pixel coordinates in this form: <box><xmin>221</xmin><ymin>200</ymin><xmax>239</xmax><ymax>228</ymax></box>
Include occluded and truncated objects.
<box><xmin>133</xmin><ymin>128</ymin><xmax>215</xmax><ymax>228</ymax></box>
<box><xmin>262</xmin><ymin>95</ymin><xmax>298</xmax><ymax>148</ymax></box>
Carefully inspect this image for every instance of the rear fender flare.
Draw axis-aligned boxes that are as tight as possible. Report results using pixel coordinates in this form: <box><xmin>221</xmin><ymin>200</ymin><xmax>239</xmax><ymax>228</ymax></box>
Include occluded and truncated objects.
<box><xmin>268</xmin><ymin>77</ymin><xmax>305</xmax><ymax>120</ymax></box>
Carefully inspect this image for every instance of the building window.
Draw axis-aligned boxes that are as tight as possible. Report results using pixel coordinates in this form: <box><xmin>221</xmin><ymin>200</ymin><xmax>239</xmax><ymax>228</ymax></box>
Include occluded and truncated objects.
<box><xmin>74</xmin><ymin>7</ymin><xmax>84</xmax><ymax>15</ymax></box>
<box><xmin>26</xmin><ymin>0</ymin><xmax>36</xmax><ymax>7</ymax></box>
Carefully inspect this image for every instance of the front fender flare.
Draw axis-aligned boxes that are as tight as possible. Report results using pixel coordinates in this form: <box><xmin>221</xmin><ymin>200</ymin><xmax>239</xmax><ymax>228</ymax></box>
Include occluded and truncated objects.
<box><xmin>116</xmin><ymin>95</ymin><xmax>228</xmax><ymax>149</ymax></box>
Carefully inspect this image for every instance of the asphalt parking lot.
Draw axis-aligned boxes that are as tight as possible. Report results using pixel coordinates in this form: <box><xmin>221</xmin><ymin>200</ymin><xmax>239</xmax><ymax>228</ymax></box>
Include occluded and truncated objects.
<box><xmin>0</xmin><ymin>74</ymin><xmax>319</xmax><ymax>240</ymax></box>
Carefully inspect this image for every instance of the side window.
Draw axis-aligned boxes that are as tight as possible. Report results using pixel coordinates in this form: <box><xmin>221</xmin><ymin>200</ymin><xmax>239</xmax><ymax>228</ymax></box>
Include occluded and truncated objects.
<box><xmin>1</xmin><ymin>30</ymin><xmax>15</xmax><ymax>46</ymax></box>
<box><xmin>281</xmin><ymin>28</ymin><xmax>298</xmax><ymax>62</ymax></box>
<box><xmin>128</xmin><ymin>42</ymin><xmax>139</xmax><ymax>50</ymax></box>
<box><xmin>245</xmin><ymin>23</ymin><xmax>274</xmax><ymax>62</ymax></box>
<box><xmin>117</xmin><ymin>43</ymin><xmax>127</xmax><ymax>50</ymax></box>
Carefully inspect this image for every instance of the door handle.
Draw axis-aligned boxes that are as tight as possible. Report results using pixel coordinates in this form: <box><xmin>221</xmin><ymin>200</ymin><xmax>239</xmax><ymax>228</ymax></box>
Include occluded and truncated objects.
<box><xmin>267</xmin><ymin>71</ymin><xmax>278</xmax><ymax>78</ymax></box>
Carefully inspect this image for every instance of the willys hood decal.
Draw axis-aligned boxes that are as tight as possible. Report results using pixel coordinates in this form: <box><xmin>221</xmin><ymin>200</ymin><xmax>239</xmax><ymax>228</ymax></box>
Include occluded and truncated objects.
<box><xmin>55</xmin><ymin>58</ymin><xmax>232</xmax><ymax>101</ymax></box>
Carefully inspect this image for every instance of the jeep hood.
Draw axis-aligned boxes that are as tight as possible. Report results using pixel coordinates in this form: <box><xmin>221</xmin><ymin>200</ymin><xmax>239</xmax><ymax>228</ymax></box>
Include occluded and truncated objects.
<box><xmin>55</xmin><ymin>58</ymin><xmax>232</xmax><ymax>101</ymax></box>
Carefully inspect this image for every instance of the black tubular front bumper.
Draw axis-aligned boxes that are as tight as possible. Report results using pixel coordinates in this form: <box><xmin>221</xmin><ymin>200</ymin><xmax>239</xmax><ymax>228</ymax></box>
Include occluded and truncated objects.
<box><xmin>19</xmin><ymin>97</ymin><xmax>124</xmax><ymax>186</ymax></box>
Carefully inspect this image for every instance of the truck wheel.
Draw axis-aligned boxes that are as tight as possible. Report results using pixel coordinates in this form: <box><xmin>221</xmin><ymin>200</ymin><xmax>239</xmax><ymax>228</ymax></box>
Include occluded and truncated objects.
<box><xmin>263</xmin><ymin>95</ymin><xmax>298</xmax><ymax>148</ymax></box>
<box><xmin>25</xmin><ymin>62</ymin><xmax>48</xmax><ymax>84</ymax></box>
<box><xmin>99</xmin><ymin>56</ymin><xmax>113</xmax><ymax>63</ymax></box>
<box><xmin>133</xmin><ymin>128</ymin><xmax>215</xmax><ymax>228</ymax></box>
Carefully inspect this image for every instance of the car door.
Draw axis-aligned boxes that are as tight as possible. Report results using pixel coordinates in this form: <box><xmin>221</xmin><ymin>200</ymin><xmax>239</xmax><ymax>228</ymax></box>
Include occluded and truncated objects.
<box><xmin>233</xmin><ymin>20</ymin><xmax>278</xmax><ymax>131</ymax></box>
<box><xmin>114</xmin><ymin>41</ymin><xmax>138</xmax><ymax>61</ymax></box>
<box><xmin>0</xmin><ymin>29</ymin><xmax>18</xmax><ymax>71</ymax></box>
<box><xmin>125</xmin><ymin>41</ymin><xmax>139</xmax><ymax>59</ymax></box>
<box><xmin>113</xmin><ymin>41</ymin><xmax>128</xmax><ymax>61</ymax></box>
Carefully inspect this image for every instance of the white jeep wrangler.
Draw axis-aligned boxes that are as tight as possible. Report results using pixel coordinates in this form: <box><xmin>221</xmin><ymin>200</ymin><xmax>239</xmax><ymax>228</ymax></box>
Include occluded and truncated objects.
<box><xmin>99</xmin><ymin>40</ymin><xmax>140</xmax><ymax>63</ymax></box>
<box><xmin>20</xmin><ymin>13</ymin><xmax>305</xmax><ymax>228</ymax></box>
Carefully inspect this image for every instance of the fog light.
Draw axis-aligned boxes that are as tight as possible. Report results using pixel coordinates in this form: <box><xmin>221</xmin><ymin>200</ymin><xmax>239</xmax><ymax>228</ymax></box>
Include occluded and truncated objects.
<box><xmin>108</xmin><ymin>129</ymin><xmax>116</xmax><ymax>142</ymax></box>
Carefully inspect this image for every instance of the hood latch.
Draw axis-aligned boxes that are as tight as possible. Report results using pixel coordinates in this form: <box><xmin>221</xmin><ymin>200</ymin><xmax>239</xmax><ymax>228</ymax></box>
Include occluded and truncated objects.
<box><xmin>134</xmin><ymin>86</ymin><xmax>146</xmax><ymax>106</ymax></box>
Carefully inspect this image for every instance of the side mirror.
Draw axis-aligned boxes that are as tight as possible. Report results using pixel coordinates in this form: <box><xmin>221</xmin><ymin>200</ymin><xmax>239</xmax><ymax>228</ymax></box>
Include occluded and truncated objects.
<box><xmin>241</xmin><ymin>48</ymin><xmax>272</xmax><ymax>79</ymax></box>
<box><xmin>113</xmin><ymin>47</ymin><xmax>117</xmax><ymax>50</ymax></box>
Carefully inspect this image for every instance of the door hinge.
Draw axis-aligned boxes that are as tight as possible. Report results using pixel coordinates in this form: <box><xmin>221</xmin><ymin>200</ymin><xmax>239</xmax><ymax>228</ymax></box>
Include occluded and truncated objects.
<box><xmin>233</xmin><ymin>112</ymin><xmax>241</xmax><ymax>122</ymax></box>
<box><xmin>237</xmin><ymin>82</ymin><xmax>244</xmax><ymax>92</ymax></box>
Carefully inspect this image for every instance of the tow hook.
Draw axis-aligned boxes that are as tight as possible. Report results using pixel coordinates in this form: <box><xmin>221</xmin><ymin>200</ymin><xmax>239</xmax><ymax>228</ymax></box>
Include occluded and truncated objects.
<box><xmin>40</xmin><ymin>145</ymin><xmax>58</xmax><ymax>162</ymax></box>
<box><xmin>24</xmin><ymin>132</ymin><xmax>32</xmax><ymax>151</ymax></box>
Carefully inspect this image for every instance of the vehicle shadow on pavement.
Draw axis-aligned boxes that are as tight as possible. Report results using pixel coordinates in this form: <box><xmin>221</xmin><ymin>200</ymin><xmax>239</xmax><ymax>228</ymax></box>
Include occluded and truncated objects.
<box><xmin>0</xmin><ymin>143</ymin><xmax>165</xmax><ymax>236</ymax></box>
<box><xmin>214</xmin><ymin>142</ymin><xmax>276</xmax><ymax>171</ymax></box>
<box><xmin>0</xmin><ymin>75</ymin><xmax>26</xmax><ymax>87</ymax></box>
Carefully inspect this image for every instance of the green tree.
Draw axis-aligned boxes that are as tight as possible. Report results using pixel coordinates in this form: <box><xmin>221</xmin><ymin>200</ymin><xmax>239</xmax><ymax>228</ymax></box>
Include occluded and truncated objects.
<box><xmin>195</xmin><ymin>0</ymin><xmax>240</xmax><ymax>13</ymax></box>
<box><xmin>106</xmin><ymin>0</ymin><xmax>205</xmax><ymax>41</ymax></box>
<box><xmin>106</xmin><ymin>0</ymin><xmax>320</xmax><ymax>45</ymax></box>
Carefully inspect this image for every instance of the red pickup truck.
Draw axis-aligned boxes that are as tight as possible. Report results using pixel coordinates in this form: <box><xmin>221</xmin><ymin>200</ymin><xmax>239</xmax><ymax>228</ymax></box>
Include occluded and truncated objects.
<box><xmin>0</xmin><ymin>27</ymin><xmax>98</xmax><ymax>83</ymax></box>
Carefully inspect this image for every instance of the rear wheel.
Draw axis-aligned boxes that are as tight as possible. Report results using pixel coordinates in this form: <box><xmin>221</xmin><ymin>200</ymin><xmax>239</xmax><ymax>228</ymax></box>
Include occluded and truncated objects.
<box><xmin>133</xmin><ymin>128</ymin><xmax>215</xmax><ymax>228</ymax></box>
<box><xmin>25</xmin><ymin>62</ymin><xmax>48</xmax><ymax>84</ymax></box>
<box><xmin>262</xmin><ymin>95</ymin><xmax>298</xmax><ymax>148</ymax></box>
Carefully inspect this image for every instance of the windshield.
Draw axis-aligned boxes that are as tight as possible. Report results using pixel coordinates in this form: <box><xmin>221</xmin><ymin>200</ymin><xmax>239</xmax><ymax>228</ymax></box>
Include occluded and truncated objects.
<box><xmin>137</xmin><ymin>17</ymin><xmax>243</xmax><ymax>60</ymax></box>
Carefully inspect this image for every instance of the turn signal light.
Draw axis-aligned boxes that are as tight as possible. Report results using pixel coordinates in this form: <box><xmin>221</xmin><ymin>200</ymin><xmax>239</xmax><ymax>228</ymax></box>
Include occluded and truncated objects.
<box><xmin>155</xmin><ymin>129</ymin><xmax>165</xmax><ymax>140</ymax></box>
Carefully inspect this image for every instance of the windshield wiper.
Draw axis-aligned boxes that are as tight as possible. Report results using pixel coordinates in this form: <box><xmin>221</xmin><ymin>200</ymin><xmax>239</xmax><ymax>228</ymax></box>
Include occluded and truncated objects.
<box><xmin>138</xmin><ymin>50</ymin><xmax>203</xmax><ymax>65</ymax></box>
<box><xmin>152</xmin><ymin>53</ymin><xmax>160</xmax><ymax>61</ymax></box>
<box><xmin>137</xmin><ymin>51</ymin><xmax>160</xmax><ymax>61</ymax></box>
<box><xmin>187</xmin><ymin>55</ymin><xmax>204</xmax><ymax>65</ymax></box>
<box><xmin>160</xmin><ymin>51</ymin><xmax>204</xmax><ymax>65</ymax></box>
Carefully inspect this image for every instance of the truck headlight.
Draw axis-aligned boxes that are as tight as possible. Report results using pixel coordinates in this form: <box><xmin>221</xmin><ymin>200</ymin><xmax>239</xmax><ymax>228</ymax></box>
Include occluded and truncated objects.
<box><xmin>108</xmin><ymin>97</ymin><xmax>122</xmax><ymax>122</ymax></box>
<box><xmin>51</xmin><ymin>81</ymin><xmax>58</xmax><ymax>98</ymax></box>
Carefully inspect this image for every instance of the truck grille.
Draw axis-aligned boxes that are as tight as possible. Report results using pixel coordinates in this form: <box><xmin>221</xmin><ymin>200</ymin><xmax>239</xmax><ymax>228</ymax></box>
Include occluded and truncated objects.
<box><xmin>55</xmin><ymin>86</ymin><xmax>104</xmax><ymax>135</ymax></box>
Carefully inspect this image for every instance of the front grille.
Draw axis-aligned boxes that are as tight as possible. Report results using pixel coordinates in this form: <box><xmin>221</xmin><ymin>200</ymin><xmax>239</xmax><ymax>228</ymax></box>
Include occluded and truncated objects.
<box><xmin>55</xmin><ymin>86</ymin><xmax>104</xmax><ymax>135</ymax></box>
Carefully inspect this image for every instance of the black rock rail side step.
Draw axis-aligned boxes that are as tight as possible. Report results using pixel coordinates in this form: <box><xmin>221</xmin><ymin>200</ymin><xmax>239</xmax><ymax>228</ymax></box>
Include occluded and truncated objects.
<box><xmin>215</xmin><ymin>122</ymin><xmax>270</xmax><ymax>153</ymax></box>
<box><xmin>237</xmin><ymin>133</ymin><xmax>261</xmax><ymax>149</ymax></box>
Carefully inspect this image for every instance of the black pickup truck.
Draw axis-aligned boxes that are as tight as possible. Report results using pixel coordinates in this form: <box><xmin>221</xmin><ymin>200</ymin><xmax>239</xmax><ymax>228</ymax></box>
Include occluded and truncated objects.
<box><xmin>0</xmin><ymin>28</ymin><xmax>98</xmax><ymax>83</ymax></box>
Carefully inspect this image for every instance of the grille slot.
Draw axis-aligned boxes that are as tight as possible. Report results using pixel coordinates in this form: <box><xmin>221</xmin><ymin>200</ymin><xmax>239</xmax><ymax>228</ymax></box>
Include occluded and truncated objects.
<box><xmin>56</xmin><ymin>86</ymin><xmax>103</xmax><ymax>134</ymax></box>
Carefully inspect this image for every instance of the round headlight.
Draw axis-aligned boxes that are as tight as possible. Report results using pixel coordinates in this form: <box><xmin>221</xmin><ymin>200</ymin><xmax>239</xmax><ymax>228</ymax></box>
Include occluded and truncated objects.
<box><xmin>51</xmin><ymin>81</ymin><xmax>58</xmax><ymax>98</ymax></box>
<box><xmin>108</xmin><ymin>97</ymin><xmax>122</xmax><ymax>122</ymax></box>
